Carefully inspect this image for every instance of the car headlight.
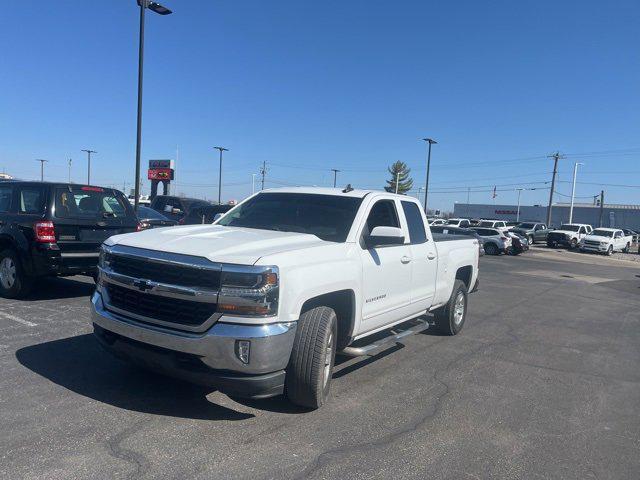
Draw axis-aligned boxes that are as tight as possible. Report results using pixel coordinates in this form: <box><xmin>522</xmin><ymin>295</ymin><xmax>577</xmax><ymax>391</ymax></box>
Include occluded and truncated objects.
<box><xmin>217</xmin><ymin>266</ymin><xmax>279</xmax><ymax>317</ymax></box>
<box><xmin>599</xmin><ymin>241</ymin><xmax>608</xmax><ymax>246</ymax></box>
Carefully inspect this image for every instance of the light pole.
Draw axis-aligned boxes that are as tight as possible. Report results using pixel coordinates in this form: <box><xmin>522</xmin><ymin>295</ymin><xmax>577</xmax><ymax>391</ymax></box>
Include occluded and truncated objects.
<box><xmin>331</xmin><ymin>168</ymin><xmax>340</xmax><ymax>188</ymax></box>
<box><xmin>568</xmin><ymin>162</ymin><xmax>584</xmax><ymax>223</ymax></box>
<box><xmin>516</xmin><ymin>188</ymin><xmax>524</xmax><ymax>222</ymax></box>
<box><xmin>133</xmin><ymin>0</ymin><xmax>172</xmax><ymax>212</ymax></box>
<box><xmin>214</xmin><ymin>147</ymin><xmax>228</xmax><ymax>204</ymax></box>
<box><xmin>421</xmin><ymin>138</ymin><xmax>437</xmax><ymax>212</ymax></box>
<box><xmin>36</xmin><ymin>159</ymin><xmax>47</xmax><ymax>181</ymax></box>
<box><xmin>81</xmin><ymin>149</ymin><xmax>97</xmax><ymax>184</ymax></box>
<box><xmin>251</xmin><ymin>173</ymin><xmax>256</xmax><ymax>194</ymax></box>
<box><xmin>68</xmin><ymin>158</ymin><xmax>72</xmax><ymax>183</ymax></box>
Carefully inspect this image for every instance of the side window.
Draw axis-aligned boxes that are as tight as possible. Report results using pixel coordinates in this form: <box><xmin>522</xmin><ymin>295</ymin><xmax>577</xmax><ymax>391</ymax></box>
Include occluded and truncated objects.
<box><xmin>365</xmin><ymin>200</ymin><xmax>399</xmax><ymax>233</ymax></box>
<box><xmin>578</xmin><ymin>227</ymin><xmax>585</xmax><ymax>234</ymax></box>
<box><xmin>401</xmin><ymin>201</ymin><xmax>427</xmax><ymax>244</ymax></box>
<box><xmin>461</xmin><ymin>220</ymin><xmax>470</xmax><ymax>228</ymax></box>
<box><xmin>497</xmin><ymin>222</ymin><xmax>505</xmax><ymax>228</ymax></box>
<box><xmin>0</xmin><ymin>185</ymin><xmax>12</xmax><ymax>212</ymax></box>
<box><xmin>18</xmin><ymin>187</ymin><xmax>45</xmax><ymax>214</ymax></box>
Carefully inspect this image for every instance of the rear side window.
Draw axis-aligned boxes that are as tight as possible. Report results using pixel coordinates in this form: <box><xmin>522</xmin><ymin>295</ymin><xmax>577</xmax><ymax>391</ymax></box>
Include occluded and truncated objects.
<box><xmin>0</xmin><ymin>185</ymin><xmax>12</xmax><ymax>212</ymax></box>
<box><xmin>366</xmin><ymin>200</ymin><xmax>400</xmax><ymax>232</ymax></box>
<box><xmin>55</xmin><ymin>187</ymin><xmax>133</xmax><ymax>219</ymax></box>
<box><xmin>401</xmin><ymin>201</ymin><xmax>427</xmax><ymax>244</ymax></box>
<box><xmin>18</xmin><ymin>187</ymin><xmax>46</xmax><ymax>214</ymax></box>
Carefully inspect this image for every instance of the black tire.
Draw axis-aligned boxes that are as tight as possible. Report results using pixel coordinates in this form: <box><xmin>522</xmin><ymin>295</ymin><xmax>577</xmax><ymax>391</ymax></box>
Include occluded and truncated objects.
<box><xmin>623</xmin><ymin>243</ymin><xmax>630</xmax><ymax>253</ymax></box>
<box><xmin>569</xmin><ymin>238</ymin><xmax>578</xmax><ymax>249</ymax></box>
<box><xmin>547</xmin><ymin>241</ymin><xmax>556</xmax><ymax>248</ymax></box>
<box><xmin>527</xmin><ymin>235</ymin><xmax>534</xmax><ymax>245</ymax></box>
<box><xmin>285</xmin><ymin>306</ymin><xmax>337</xmax><ymax>409</ymax></box>
<box><xmin>0</xmin><ymin>248</ymin><xmax>33</xmax><ymax>299</ymax></box>
<box><xmin>484</xmin><ymin>243</ymin><xmax>499</xmax><ymax>255</ymax></box>
<box><xmin>606</xmin><ymin>245</ymin><xmax>613</xmax><ymax>256</ymax></box>
<box><xmin>432</xmin><ymin>279</ymin><xmax>468</xmax><ymax>336</ymax></box>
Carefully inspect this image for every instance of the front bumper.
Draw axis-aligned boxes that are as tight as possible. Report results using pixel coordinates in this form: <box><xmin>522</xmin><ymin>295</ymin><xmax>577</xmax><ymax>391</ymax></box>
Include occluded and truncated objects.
<box><xmin>91</xmin><ymin>292</ymin><xmax>297</xmax><ymax>398</ymax></box>
<box><xmin>30</xmin><ymin>245</ymin><xmax>99</xmax><ymax>277</ymax></box>
<box><xmin>580</xmin><ymin>244</ymin><xmax>608</xmax><ymax>253</ymax></box>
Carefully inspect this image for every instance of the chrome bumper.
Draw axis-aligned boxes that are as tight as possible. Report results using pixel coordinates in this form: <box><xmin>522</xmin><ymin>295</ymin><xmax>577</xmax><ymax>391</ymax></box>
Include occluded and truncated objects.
<box><xmin>90</xmin><ymin>292</ymin><xmax>297</xmax><ymax>376</ymax></box>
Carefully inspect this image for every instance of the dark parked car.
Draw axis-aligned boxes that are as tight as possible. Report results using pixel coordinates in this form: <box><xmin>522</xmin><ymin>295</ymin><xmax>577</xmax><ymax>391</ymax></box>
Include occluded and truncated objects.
<box><xmin>509</xmin><ymin>222</ymin><xmax>549</xmax><ymax>244</ymax></box>
<box><xmin>430</xmin><ymin>225</ymin><xmax>485</xmax><ymax>256</ymax></box>
<box><xmin>180</xmin><ymin>204</ymin><xmax>233</xmax><ymax>225</ymax></box>
<box><xmin>149</xmin><ymin>195</ymin><xmax>211</xmax><ymax>223</ymax></box>
<box><xmin>0</xmin><ymin>181</ymin><xmax>138</xmax><ymax>298</ymax></box>
<box><xmin>136</xmin><ymin>206</ymin><xmax>177</xmax><ymax>230</ymax></box>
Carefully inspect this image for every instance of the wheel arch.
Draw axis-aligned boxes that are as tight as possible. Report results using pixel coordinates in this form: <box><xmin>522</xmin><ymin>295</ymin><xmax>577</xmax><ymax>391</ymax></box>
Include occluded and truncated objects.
<box><xmin>455</xmin><ymin>265</ymin><xmax>473</xmax><ymax>290</ymax></box>
<box><xmin>299</xmin><ymin>289</ymin><xmax>356</xmax><ymax>350</ymax></box>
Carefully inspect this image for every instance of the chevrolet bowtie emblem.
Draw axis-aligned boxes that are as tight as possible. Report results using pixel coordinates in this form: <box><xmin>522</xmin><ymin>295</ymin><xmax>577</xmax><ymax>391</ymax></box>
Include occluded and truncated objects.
<box><xmin>132</xmin><ymin>279</ymin><xmax>153</xmax><ymax>292</ymax></box>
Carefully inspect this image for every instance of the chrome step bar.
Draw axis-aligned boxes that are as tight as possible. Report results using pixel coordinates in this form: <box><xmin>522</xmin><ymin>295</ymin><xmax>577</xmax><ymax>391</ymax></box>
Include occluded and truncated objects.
<box><xmin>339</xmin><ymin>318</ymin><xmax>430</xmax><ymax>357</ymax></box>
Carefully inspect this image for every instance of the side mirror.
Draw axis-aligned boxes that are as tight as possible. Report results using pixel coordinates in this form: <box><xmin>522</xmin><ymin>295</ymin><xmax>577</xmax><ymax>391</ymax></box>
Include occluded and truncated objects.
<box><xmin>172</xmin><ymin>208</ymin><xmax>182</xmax><ymax>215</ymax></box>
<box><xmin>365</xmin><ymin>226</ymin><xmax>405</xmax><ymax>248</ymax></box>
<box><xmin>213</xmin><ymin>213</ymin><xmax>224</xmax><ymax>222</ymax></box>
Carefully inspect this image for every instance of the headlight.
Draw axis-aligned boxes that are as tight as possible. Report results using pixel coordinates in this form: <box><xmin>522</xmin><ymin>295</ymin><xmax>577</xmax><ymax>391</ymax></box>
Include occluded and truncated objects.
<box><xmin>217</xmin><ymin>266</ymin><xmax>279</xmax><ymax>317</ymax></box>
<box><xmin>98</xmin><ymin>244</ymin><xmax>112</xmax><ymax>269</ymax></box>
<box><xmin>599</xmin><ymin>242</ymin><xmax>608</xmax><ymax>246</ymax></box>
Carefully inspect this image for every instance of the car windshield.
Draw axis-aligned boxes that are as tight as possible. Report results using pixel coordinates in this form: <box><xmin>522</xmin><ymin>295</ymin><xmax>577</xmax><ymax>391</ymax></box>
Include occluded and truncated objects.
<box><xmin>138</xmin><ymin>206</ymin><xmax>168</xmax><ymax>220</ymax></box>
<box><xmin>446</xmin><ymin>219</ymin><xmax>460</xmax><ymax>224</ymax></box>
<box><xmin>478</xmin><ymin>221</ymin><xmax>495</xmax><ymax>227</ymax></box>
<box><xmin>517</xmin><ymin>223</ymin><xmax>536</xmax><ymax>229</ymax></box>
<box><xmin>217</xmin><ymin>192</ymin><xmax>363</xmax><ymax>242</ymax></box>
<box><xmin>55</xmin><ymin>186</ymin><xmax>133</xmax><ymax>220</ymax></box>
<box><xmin>558</xmin><ymin>224</ymin><xmax>580</xmax><ymax>232</ymax></box>
<box><xmin>591</xmin><ymin>229</ymin><xmax>614</xmax><ymax>237</ymax></box>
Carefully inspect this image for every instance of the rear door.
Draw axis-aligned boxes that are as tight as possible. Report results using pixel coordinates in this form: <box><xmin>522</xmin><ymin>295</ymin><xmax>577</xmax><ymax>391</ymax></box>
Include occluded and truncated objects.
<box><xmin>53</xmin><ymin>186</ymin><xmax>138</xmax><ymax>257</ymax></box>
<box><xmin>358</xmin><ymin>198</ymin><xmax>413</xmax><ymax>332</ymax></box>
<box><xmin>401</xmin><ymin>200</ymin><xmax>437</xmax><ymax>311</ymax></box>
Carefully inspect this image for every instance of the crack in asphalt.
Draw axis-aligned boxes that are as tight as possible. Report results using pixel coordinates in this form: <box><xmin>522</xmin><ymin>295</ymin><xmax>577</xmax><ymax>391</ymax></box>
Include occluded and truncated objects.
<box><xmin>105</xmin><ymin>419</ymin><xmax>149</xmax><ymax>479</ymax></box>
<box><xmin>290</xmin><ymin>286</ymin><xmax>552</xmax><ymax>480</ymax></box>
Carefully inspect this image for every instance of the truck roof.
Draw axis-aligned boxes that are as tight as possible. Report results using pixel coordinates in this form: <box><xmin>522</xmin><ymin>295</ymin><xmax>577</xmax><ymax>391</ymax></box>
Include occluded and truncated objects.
<box><xmin>259</xmin><ymin>186</ymin><xmax>409</xmax><ymax>200</ymax></box>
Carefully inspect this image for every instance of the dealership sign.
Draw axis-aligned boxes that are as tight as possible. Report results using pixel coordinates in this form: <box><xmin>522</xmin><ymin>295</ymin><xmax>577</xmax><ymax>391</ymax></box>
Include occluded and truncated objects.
<box><xmin>495</xmin><ymin>210</ymin><xmax>517</xmax><ymax>215</ymax></box>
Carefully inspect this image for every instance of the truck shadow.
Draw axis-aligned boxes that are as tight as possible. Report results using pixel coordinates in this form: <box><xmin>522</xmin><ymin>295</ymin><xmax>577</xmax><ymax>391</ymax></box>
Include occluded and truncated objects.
<box><xmin>22</xmin><ymin>276</ymin><xmax>96</xmax><ymax>301</ymax></box>
<box><xmin>15</xmin><ymin>334</ymin><xmax>254</xmax><ymax>421</ymax></box>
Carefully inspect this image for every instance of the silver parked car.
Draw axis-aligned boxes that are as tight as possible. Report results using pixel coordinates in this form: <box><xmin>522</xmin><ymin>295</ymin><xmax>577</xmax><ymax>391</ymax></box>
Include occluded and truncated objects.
<box><xmin>471</xmin><ymin>227</ymin><xmax>512</xmax><ymax>255</ymax></box>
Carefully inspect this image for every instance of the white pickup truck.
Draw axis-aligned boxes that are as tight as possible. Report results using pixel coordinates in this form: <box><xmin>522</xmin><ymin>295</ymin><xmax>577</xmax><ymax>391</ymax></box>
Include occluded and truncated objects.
<box><xmin>579</xmin><ymin>228</ymin><xmax>633</xmax><ymax>255</ymax></box>
<box><xmin>91</xmin><ymin>187</ymin><xmax>479</xmax><ymax>408</ymax></box>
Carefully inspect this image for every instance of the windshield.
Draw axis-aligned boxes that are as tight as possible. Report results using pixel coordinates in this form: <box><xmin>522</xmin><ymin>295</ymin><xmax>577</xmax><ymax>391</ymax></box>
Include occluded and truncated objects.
<box><xmin>138</xmin><ymin>206</ymin><xmax>168</xmax><ymax>220</ymax></box>
<box><xmin>590</xmin><ymin>229</ymin><xmax>614</xmax><ymax>237</ymax></box>
<box><xmin>217</xmin><ymin>192</ymin><xmax>363</xmax><ymax>242</ymax></box>
<box><xmin>557</xmin><ymin>224</ymin><xmax>580</xmax><ymax>232</ymax></box>
<box><xmin>55</xmin><ymin>186</ymin><xmax>133</xmax><ymax>220</ymax></box>
<box><xmin>479</xmin><ymin>221</ymin><xmax>495</xmax><ymax>227</ymax></box>
<box><xmin>446</xmin><ymin>219</ymin><xmax>460</xmax><ymax>224</ymax></box>
<box><xmin>517</xmin><ymin>223</ymin><xmax>536</xmax><ymax>229</ymax></box>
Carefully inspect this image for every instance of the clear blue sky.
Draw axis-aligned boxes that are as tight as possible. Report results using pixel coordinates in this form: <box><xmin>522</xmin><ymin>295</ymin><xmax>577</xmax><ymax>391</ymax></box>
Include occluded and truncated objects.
<box><xmin>1</xmin><ymin>0</ymin><xmax>638</xmax><ymax>210</ymax></box>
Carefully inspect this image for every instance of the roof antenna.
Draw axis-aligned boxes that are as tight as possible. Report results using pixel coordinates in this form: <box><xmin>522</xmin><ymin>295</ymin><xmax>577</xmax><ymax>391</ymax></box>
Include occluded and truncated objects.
<box><xmin>342</xmin><ymin>184</ymin><xmax>354</xmax><ymax>193</ymax></box>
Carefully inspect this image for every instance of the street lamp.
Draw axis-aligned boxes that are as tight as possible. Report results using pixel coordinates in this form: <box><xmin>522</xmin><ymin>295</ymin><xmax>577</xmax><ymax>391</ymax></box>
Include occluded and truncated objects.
<box><xmin>214</xmin><ymin>147</ymin><xmax>228</xmax><ymax>204</ymax></box>
<box><xmin>36</xmin><ymin>159</ymin><xmax>47</xmax><ymax>182</ymax></box>
<box><xmin>421</xmin><ymin>138</ymin><xmax>437</xmax><ymax>212</ymax></box>
<box><xmin>515</xmin><ymin>188</ymin><xmax>524</xmax><ymax>222</ymax></box>
<box><xmin>81</xmin><ymin>149</ymin><xmax>97</xmax><ymax>184</ymax></box>
<box><xmin>568</xmin><ymin>162</ymin><xmax>584</xmax><ymax>224</ymax></box>
<box><xmin>133</xmin><ymin>0</ymin><xmax>172</xmax><ymax>212</ymax></box>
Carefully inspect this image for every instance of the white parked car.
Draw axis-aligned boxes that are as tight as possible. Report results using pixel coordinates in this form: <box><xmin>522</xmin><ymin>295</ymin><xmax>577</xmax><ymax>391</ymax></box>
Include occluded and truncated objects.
<box><xmin>446</xmin><ymin>218</ymin><xmax>471</xmax><ymax>228</ymax></box>
<box><xmin>428</xmin><ymin>218</ymin><xmax>447</xmax><ymax>226</ymax></box>
<box><xmin>477</xmin><ymin>219</ymin><xmax>509</xmax><ymax>233</ymax></box>
<box><xmin>92</xmin><ymin>187</ymin><xmax>479</xmax><ymax>409</ymax></box>
<box><xmin>471</xmin><ymin>227</ymin><xmax>512</xmax><ymax>255</ymax></box>
<box><xmin>579</xmin><ymin>228</ymin><xmax>633</xmax><ymax>255</ymax></box>
<box><xmin>546</xmin><ymin>223</ymin><xmax>593</xmax><ymax>249</ymax></box>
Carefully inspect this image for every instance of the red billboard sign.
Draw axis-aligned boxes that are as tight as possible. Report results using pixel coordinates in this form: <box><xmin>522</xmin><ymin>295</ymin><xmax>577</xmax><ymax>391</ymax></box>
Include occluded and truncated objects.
<box><xmin>148</xmin><ymin>168</ymin><xmax>174</xmax><ymax>180</ymax></box>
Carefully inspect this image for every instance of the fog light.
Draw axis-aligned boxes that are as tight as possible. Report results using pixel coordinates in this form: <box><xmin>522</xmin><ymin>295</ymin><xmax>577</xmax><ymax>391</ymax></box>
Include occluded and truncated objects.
<box><xmin>235</xmin><ymin>340</ymin><xmax>251</xmax><ymax>364</ymax></box>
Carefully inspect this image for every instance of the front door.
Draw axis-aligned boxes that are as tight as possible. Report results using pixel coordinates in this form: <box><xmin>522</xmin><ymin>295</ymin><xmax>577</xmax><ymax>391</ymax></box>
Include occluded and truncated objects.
<box><xmin>359</xmin><ymin>199</ymin><xmax>413</xmax><ymax>332</ymax></box>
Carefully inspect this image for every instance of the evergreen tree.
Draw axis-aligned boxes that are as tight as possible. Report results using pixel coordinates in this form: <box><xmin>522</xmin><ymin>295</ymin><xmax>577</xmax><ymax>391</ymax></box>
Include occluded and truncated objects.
<box><xmin>384</xmin><ymin>161</ymin><xmax>413</xmax><ymax>194</ymax></box>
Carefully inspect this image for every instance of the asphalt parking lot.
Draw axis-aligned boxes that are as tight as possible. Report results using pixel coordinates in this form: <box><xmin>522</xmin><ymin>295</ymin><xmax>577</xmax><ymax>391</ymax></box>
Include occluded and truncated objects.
<box><xmin>1</xmin><ymin>251</ymin><xmax>639</xmax><ymax>480</ymax></box>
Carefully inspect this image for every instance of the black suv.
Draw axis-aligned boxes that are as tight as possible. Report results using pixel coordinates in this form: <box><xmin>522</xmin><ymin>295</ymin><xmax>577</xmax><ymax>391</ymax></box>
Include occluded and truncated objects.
<box><xmin>180</xmin><ymin>204</ymin><xmax>233</xmax><ymax>225</ymax></box>
<box><xmin>149</xmin><ymin>195</ymin><xmax>212</xmax><ymax>223</ymax></box>
<box><xmin>0</xmin><ymin>181</ymin><xmax>138</xmax><ymax>298</ymax></box>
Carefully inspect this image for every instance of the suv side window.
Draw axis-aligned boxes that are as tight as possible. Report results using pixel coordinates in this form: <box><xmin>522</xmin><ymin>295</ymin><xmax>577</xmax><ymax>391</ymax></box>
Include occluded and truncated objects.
<box><xmin>18</xmin><ymin>186</ymin><xmax>45</xmax><ymax>214</ymax></box>
<box><xmin>460</xmin><ymin>220</ymin><xmax>470</xmax><ymax>228</ymax></box>
<box><xmin>0</xmin><ymin>185</ymin><xmax>12</xmax><ymax>212</ymax></box>
<box><xmin>401</xmin><ymin>201</ymin><xmax>427</xmax><ymax>244</ymax></box>
<box><xmin>366</xmin><ymin>200</ymin><xmax>400</xmax><ymax>233</ymax></box>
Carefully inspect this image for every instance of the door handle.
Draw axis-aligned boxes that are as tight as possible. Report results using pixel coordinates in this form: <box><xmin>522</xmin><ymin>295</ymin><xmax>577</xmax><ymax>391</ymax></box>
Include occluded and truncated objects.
<box><xmin>401</xmin><ymin>256</ymin><xmax>412</xmax><ymax>264</ymax></box>
<box><xmin>427</xmin><ymin>253</ymin><xmax>436</xmax><ymax>260</ymax></box>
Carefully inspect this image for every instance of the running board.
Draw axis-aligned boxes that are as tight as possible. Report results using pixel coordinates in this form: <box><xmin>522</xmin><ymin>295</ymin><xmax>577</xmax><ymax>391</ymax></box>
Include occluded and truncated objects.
<box><xmin>339</xmin><ymin>318</ymin><xmax>430</xmax><ymax>357</ymax></box>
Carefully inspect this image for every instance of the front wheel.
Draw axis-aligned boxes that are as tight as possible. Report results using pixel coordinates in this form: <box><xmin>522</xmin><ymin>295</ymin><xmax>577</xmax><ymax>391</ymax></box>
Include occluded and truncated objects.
<box><xmin>547</xmin><ymin>241</ymin><xmax>557</xmax><ymax>248</ymax></box>
<box><xmin>432</xmin><ymin>279</ymin><xmax>468</xmax><ymax>336</ymax></box>
<box><xmin>0</xmin><ymin>249</ymin><xmax>33</xmax><ymax>299</ymax></box>
<box><xmin>484</xmin><ymin>243</ymin><xmax>499</xmax><ymax>255</ymax></box>
<box><xmin>285</xmin><ymin>306</ymin><xmax>337</xmax><ymax>409</ymax></box>
<box><xmin>606</xmin><ymin>245</ymin><xmax>613</xmax><ymax>256</ymax></box>
<box><xmin>527</xmin><ymin>235</ymin><xmax>534</xmax><ymax>245</ymax></box>
<box><xmin>623</xmin><ymin>243</ymin><xmax>630</xmax><ymax>253</ymax></box>
<box><xmin>569</xmin><ymin>238</ymin><xmax>578</xmax><ymax>249</ymax></box>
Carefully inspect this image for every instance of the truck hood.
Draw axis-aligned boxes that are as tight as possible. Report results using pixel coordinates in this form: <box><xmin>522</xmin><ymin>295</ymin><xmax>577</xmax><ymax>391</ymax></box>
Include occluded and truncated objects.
<box><xmin>550</xmin><ymin>230</ymin><xmax>577</xmax><ymax>236</ymax></box>
<box><xmin>511</xmin><ymin>228</ymin><xmax>532</xmax><ymax>235</ymax></box>
<box><xmin>105</xmin><ymin>225</ymin><xmax>328</xmax><ymax>265</ymax></box>
<box><xmin>583</xmin><ymin>235</ymin><xmax>611</xmax><ymax>242</ymax></box>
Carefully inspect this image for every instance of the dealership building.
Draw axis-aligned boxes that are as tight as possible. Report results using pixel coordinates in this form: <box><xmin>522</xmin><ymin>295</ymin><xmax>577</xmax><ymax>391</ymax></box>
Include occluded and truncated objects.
<box><xmin>453</xmin><ymin>202</ymin><xmax>640</xmax><ymax>230</ymax></box>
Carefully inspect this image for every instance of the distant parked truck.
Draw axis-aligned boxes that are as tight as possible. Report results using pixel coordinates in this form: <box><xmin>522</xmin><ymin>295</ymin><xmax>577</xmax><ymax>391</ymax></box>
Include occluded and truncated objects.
<box><xmin>509</xmin><ymin>222</ymin><xmax>549</xmax><ymax>245</ymax></box>
<box><xmin>579</xmin><ymin>228</ymin><xmax>633</xmax><ymax>255</ymax></box>
<box><xmin>546</xmin><ymin>223</ymin><xmax>593</xmax><ymax>249</ymax></box>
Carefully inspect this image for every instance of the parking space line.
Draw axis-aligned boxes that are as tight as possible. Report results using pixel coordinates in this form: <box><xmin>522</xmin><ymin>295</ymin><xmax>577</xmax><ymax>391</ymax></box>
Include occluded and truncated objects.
<box><xmin>0</xmin><ymin>311</ymin><xmax>37</xmax><ymax>327</ymax></box>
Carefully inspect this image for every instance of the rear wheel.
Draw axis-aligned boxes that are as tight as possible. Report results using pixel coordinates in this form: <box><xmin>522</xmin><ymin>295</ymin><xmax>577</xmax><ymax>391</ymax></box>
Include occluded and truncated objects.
<box><xmin>569</xmin><ymin>238</ymin><xmax>578</xmax><ymax>249</ymax></box>
<box><xmin>0</xmin><ymin>249</ymin><xmax>33</xmax><ymax>299</ymax></box>
<box><xmin>623</xmin><ymin>243</ymin><xmax>630</xmax><ymax>253</ymax></box>
<box><xmin>285</xmin><ymin>306</ymin><xmax>337</xmax><ymax>409</ymax></box>
<box><xmin>433</xmin><ymin>280</ymin><xmax>468</xmax><ymax>335</ymax></box>
<box><xmin>484</xmin><ymin>243</ymin><xmax>499</xmax><ymax>255</ymax></box>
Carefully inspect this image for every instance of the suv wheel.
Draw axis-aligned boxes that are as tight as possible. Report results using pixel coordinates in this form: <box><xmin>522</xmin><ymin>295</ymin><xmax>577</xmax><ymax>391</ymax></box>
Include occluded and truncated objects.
<box><xmin>527</xmin><ymin>234</ymin><xmax>534</xmax><ymax>245</ymax></box>
<box><xmin>0</xmin><ymin>249</ymin><xmax>33</xmax><ymax>299</ymax></box>
<box><xmin>433</xmin><ymin>280</ymin><xmax>468</xmax><ymax>335</ymax></box>
<box><xmin>285</xmin><ymin>306</ymin><xmax>337</xmax><ymax>409</ymax></box>
<box><xmin>484</xmin><ymin>243</ymin><xmax>499</xmax><ymax>255</ymax></box>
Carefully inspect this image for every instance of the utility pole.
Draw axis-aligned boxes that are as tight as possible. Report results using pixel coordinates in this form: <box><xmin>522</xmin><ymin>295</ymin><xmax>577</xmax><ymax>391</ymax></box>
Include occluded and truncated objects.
<box><xmin>260</xmin><ymin>161</ymin><xmax>267</xmax><ymax>190</ymax></box>
<box><xmin>36</xmin><ymin>159</ymin><xmax>47</xmax><ymax>181</ymax></box>
<box><xmin>251</xmin><ymin>173</ymin><xmax>256</xmax><ymax>194</ymax></box>
<box><xmin>516</xmin><ymin>188</ymin><xmax>523</xmax><ymax>222</ymax></box>
<box><xmin>68</xmin><ymin>158</ymin><xmax>72</xmax><ymax>183</ymax></box>
<box><xmin>599</xmin><ymin>190</ymin><xmax>605</xmax><ymax>227</ymax></box>
<box><xmin>214</xmin><ymin>146</ymin><xmax>228</xmax><ymax>204</ymax></box>
<box><xmin>422</xmin><ymin>138</ymin><xmax>437</xmax><ymax>212</ymax></box>
<box><xmin>81</xmin><ymin>149</ymin><xmax>97</xmax><ymax>185</ymax></box>
<box><xmin>545</xmin><ymin>151</ymin><xmax>564</xmax><ymax>226</ymax></box>
<box><xmin>331</xmin><ymin>168</ymin><xmax>340</xmax><ymax>188</ymax></box>
<box><xmin>568</xmin><ymin>161</ymin><xmax>584</xmax><ymax>223</ymax></box>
